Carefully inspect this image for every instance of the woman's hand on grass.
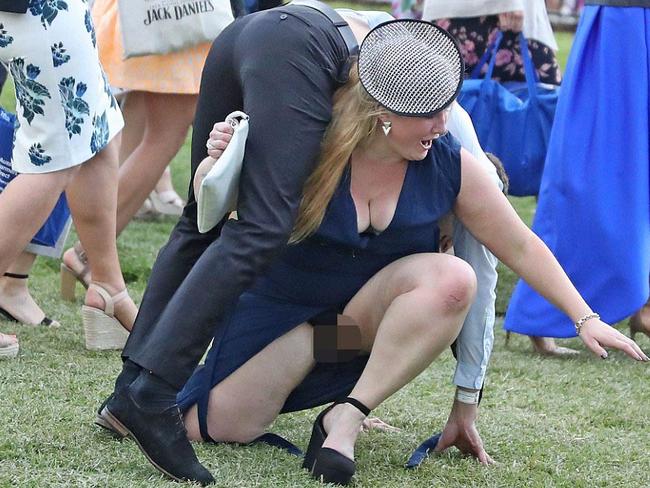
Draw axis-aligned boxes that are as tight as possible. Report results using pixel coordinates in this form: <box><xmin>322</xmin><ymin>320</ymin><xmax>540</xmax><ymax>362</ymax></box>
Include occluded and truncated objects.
<box><xmin>580</xmin><ymin>319</ymin><xmax>649</xmax><ymax>361</ymax></box>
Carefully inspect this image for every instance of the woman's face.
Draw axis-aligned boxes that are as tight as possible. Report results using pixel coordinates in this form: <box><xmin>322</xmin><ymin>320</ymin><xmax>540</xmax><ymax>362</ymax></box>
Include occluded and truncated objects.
<box><xmin>382</xmin><ymin>107</ymin><xmax>450</xmax><ymax>161</ymax></box>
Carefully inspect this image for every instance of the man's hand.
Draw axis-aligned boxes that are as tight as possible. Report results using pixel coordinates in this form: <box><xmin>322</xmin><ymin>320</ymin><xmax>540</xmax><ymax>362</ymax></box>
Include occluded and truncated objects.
<box><xmin>433</xmin><ymin>396</ymin><xmax>494</xmax><ymax>465</ymax></box>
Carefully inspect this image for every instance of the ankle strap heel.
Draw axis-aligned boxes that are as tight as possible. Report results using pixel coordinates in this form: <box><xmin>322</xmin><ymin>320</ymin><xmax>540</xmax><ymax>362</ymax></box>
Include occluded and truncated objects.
<box><xmin>334</xmin><ymin>397</ymin><xmax>371</xmax><ymax>417</ymax></box>
<box><xmin>3</xmin><ymin>272</ymin><xmax>28</xmax><ymax>279</ymax></box>
<box><xmin>304</xmin><ymin>397</ymin><xmax>372</xmax><ymax>485</ymax></box>
<box><xmin>81</xmin><ymin>283</ymin><xmax>132</xmax><ymax>350</ymax></box>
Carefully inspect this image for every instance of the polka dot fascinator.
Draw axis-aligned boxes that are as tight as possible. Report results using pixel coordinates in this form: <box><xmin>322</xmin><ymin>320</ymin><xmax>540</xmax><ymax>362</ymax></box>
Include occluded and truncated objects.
<box><xmin>358</xmin><ymin>19</ymin><xmax>464</xmax><ymax>117</ymax></box>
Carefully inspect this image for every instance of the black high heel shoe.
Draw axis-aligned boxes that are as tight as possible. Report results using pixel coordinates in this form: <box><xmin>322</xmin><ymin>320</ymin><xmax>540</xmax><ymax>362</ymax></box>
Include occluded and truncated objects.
<box><xmin>303</xmin><ymin>396</ymin><xmax>371</xmax><ymax>485</ymax></box>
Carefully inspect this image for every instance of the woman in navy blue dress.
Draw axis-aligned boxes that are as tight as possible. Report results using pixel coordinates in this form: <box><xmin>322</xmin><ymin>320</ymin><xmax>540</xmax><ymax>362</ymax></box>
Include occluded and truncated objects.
<box><xmin>180</xmin><ymin>20</ymin><xmax>647</xmax><ymax>486</ymax></box>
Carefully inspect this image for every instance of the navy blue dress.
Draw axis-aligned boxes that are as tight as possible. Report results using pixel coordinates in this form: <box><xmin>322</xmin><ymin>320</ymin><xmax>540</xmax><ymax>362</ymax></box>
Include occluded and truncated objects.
<box><xmin>177</xmin><ymin>134</ymin><xmax>462</xmax><ymax>428</ymax></box>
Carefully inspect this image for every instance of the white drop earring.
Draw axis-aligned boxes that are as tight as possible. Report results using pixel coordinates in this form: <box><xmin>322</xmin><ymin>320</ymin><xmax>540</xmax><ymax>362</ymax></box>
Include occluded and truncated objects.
<box><xmin>382</xmin><ymin>120</ymin><xmax>392</xmax><ymax>136</ymax></box>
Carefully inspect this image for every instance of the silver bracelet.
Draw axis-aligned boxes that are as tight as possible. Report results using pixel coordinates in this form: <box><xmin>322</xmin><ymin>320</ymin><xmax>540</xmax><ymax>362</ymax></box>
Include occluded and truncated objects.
<box><xmin>574</xmin><ymin>312</ymin><xmax>600</xmax><ymax>335</ymax></box>
<box><xmin>455</xmin><ymin>388</ymin><xmax>480</xmax><ymax>405</ymax></box>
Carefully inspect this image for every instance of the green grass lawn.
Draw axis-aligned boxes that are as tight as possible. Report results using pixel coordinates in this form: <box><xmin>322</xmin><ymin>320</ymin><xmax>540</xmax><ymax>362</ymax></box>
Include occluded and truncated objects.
<box><xmin>3</xmin><ymin>27</ymin><xmax>650</xmax><ymax>488</ymax></box>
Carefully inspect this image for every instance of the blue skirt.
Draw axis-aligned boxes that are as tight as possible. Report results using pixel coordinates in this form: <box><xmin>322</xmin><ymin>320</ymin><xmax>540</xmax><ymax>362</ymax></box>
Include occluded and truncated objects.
<box><xmin>176</xmin><ymin>243</ymin><xmax>403</xmax><ymax>416</ymax></box>
<box><xmin>504</xmin><ymin>6</ymin><xmax>650</xmax><ymax>337</ymax></box>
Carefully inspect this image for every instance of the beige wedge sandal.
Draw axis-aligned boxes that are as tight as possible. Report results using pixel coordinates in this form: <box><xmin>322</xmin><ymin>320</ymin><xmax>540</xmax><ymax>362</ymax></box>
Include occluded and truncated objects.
<box><xmin>81</xmin><ymin>284</ymin><xmax>131</xmax><ymax>351</ymax></box>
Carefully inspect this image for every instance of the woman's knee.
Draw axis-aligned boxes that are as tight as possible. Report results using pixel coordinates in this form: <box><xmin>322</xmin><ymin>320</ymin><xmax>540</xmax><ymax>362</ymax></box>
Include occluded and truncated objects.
<box><xmin>407</xmin><ymin>255</ymin><xmax>477</xmax><ymax>315</ymax></box>
<box><xmin>438</xmin><ymin>258</ymin><xmax>477</xmax><ymax>314</ymax></box>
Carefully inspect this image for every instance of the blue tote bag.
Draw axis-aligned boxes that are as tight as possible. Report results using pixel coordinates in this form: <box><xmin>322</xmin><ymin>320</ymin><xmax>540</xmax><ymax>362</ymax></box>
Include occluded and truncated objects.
<box><xmin>457</xmin><ymin>32</ymin><xmax>559</xmax><ymax>196</ymax></box>
<box><xmin>0</xmin><ymin>108</ymin><xmax>71</xmax><ymax>249</ymax></box>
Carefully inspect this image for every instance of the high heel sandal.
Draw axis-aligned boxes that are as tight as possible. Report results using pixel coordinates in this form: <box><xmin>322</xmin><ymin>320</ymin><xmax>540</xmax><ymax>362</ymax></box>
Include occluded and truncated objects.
<box><xmin>60</xmin><ymin>242</ymin><xmax>90</xmax><ymax>301</ymax></box>
<box><xmin>81</xmin><ymin>283</ymin><xmax>131</xmax><ymax>351</ymax></box>
<box><xmin>303</xmin><ymin>397</ymin><xmax>371</xmax><ymax>485</ymax></box>
<box><xmin>0</xmin><ymin>273</ymin><xmax>60</xmax><ymax>327</ymax></box>
<box><xmin>148</xmin><ymin>190</ymin><xmax>185</xmax><ymax>217</ymax></box>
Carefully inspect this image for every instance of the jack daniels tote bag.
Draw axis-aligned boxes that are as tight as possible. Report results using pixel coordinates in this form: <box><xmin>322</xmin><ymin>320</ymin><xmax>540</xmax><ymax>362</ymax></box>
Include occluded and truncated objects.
<box><xmin>0</xmin><ymin>108</ymin><xmax>72</xmax><ymax>257</ymax></box>
<box><xmin>118</xmin><ymin>0</ymin><xmax>235</xmax><ymax>59</ymax></box>
<box><xmin>457</xmin><ymin>32</ymin><xmax>559</xmax><ymax>197</ymax></box>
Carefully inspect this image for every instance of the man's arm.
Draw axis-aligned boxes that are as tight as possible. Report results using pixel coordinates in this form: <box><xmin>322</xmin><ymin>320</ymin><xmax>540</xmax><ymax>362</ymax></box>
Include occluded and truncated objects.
<box><xmin>432</xmin><ymin>102</ymin><xmax>500</xmax><ymax>463</ymax></box>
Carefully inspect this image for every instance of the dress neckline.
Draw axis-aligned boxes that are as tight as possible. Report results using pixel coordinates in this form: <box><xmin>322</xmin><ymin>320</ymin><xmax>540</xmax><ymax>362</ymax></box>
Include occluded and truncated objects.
<box><xmin>346</xmin><ymin>160</ymin><xmax>413</xmax><ymax>237</ymax></box>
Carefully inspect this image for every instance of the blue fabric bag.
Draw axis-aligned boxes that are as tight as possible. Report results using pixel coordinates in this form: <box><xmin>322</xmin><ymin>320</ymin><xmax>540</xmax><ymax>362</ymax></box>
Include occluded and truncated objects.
<box><xmin>0</xmin><ymin>108</ymin><xmax>71</xmax><ymax>248</ymax></box>
<box><xmin>457</xmin><ymin>32</ymin><xmax>559</xmax><ymax>196</ymax></box>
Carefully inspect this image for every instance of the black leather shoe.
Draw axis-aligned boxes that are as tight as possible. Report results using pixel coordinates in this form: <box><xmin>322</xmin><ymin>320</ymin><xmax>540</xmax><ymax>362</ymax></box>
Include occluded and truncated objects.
<box><xmin>303</xmin><ymin>397</ymin><xmax>371</xmax><ymax>485</ymax></box>
<box><xmin>94</xmin><ymin>360</ymin><xmax>142</xmax><ymax>438</ymax></box>
<box><xmin>94</xmin><ymin>394</ymin><xmax>125</xmax><ymax>438</ymax></box>
<box><xmin>102</xmin><ymin>388</ymin><xmax>215</xmax><ymax>485</ymax></box>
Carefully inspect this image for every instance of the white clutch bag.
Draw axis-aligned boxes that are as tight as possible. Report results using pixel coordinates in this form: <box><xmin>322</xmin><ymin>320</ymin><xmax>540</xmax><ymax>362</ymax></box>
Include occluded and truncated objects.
<box><xmin>196</xmin><ymin>111</ymin><xmax>249</xmax><ymax>234</ymax></box>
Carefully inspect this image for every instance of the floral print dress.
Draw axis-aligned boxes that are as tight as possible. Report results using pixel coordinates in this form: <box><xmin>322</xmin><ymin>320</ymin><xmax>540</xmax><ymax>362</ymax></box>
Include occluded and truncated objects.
<box><xmin>436</xmin><ymin>15</ymin><xmax>561</xmax><ymax>85</ymax></box>
<box><xmin>0</xmin><ymin>0</ymin><xmax>123</xmax><ymax>173</ymax></box>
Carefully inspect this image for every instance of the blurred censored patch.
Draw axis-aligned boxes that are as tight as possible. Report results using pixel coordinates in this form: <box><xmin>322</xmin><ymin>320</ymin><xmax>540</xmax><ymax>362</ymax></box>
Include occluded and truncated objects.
<box><xmin>311</xmin><ymin>311</ymin><xmax>362</xmax><ymax>363</ymax></box>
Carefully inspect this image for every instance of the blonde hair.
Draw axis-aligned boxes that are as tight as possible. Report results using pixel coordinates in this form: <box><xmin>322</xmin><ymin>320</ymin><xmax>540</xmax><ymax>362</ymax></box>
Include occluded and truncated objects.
<box><xmin>289</xmin><ymin>65</ymin><xmax>385</xmax><ymax>243</ymax></box>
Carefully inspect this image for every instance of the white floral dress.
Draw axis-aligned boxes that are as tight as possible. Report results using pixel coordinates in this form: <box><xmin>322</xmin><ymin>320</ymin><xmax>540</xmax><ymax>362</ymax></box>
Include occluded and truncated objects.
<box><xmin>0</xmin><ymin>0</ymin><xmax>123</xmax><ymax>173</ymax></box>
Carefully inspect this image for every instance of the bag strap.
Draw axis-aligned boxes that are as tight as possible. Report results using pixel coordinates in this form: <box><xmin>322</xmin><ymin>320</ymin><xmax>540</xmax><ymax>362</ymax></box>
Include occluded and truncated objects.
<box><xmin>289</xmin><ymin>0</ymin><xmax>359</xmax><ymax>57</ymax></box>
<box><xmin>405</xmin><ymin>432</ymin><xmax>441</xmax><ymax>469</ymax></box>
<box><xmin>472</xmin><ymin>31</ymin><xmax>540</xmax><ymax>100</ymax></box>
<box><xmin>484</xmin><ymin>31</ymin><xmax>504</xmax><ymax>80</ymax></box>
<box><xmin>518</xmin><ymin>32</ymin><xmax>540</xmax><ymax>100</ymax></box>
<box><xmin>252</xmin><ymin>432</ymin><xmax>303</xmax><ymax>457</ymax></box>
<box><xmin>470</xmin><ymin>31</ymin><xmax>503</xmax><ymax>80</ymax></box>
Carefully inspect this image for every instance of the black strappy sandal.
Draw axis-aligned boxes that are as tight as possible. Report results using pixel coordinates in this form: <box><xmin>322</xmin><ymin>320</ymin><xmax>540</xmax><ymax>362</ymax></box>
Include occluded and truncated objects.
<box><xmin>303</xmin><ymin>396</ymin><xmax>371</xmax><ymax>485</ymax></box>
<box><xmin>0</xmin><ymin>273</ymin><xmax>60</xmax><ymax>327</ymax></box>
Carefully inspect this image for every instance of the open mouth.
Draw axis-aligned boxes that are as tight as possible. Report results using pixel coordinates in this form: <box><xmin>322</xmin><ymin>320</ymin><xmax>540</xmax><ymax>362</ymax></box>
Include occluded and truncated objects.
<box><xmin>420</xmin><ymin>139</ymin><xmax>432</xmax><ymax>150</ymax></box>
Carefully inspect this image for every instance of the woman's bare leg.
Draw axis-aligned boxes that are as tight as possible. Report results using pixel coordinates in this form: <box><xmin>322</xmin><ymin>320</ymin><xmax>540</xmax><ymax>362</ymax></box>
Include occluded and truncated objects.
<box><xmin>184</xmin><ymin>253</ymin><xmax>476</xmax><ymax>449</ymax></box>
<box><xmin>321</xmin><ymin>253</ymin><xmax>476</xmax><ymax>460</ymax></box>
<box><xmin>0</xmin><ymin>251</ymin><xmax>54</xmax><ymax>325</ymax></box>
<box><xmin>528</xmin><ymin>335</ymin><xmax>579</xmax><ymax>356</ymax></box>
<box><xmin>184</xmin><ymin>323</ymin><xmax>316</xmax><ymax>443</ymax></box>
<box><xmin>154</xmin><ymin>167</ymin><xmax>179</xmax><ymax>195</ymax></box>
<box><xmin>115</xmin><ymin>92</ymin><xmax>196</xmax><ymax>235</ymax></box>
<box><xmin>118</xmin><ymin>91</ymin><xmax>146</xmax><ymax>164</ymax></box>
<box><xmin>61</xmin><ymin>91</ymin><xmax>148</xmax><ymax>278</ymax></box>
<box><xmin>62</xmin><ymin>92</ymin><xmax>194</xmax><ymax>283</ymax></box>
<box><xmin>65</xmin><ymin>139</ymin><xmax>137</xmax><ymax>329</ymax></box>
<box><xmin>629</xmin><ymin>300</ymin><xmax>650</xmax><ymax>339</ymax></box>
<box><xmin>0</xmin><ymin>168</ymin><xmax>77</xmax><ymax>275</ymax></box>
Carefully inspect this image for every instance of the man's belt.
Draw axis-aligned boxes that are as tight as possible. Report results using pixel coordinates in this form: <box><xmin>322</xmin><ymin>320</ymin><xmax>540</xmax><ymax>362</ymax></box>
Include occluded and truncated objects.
<box><xmin>289</xmin><ymin>0</ymin><xmax>359</xmax><ymax>57</ymax></box>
